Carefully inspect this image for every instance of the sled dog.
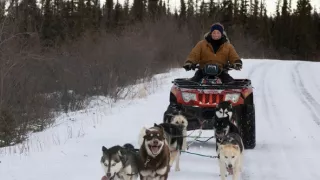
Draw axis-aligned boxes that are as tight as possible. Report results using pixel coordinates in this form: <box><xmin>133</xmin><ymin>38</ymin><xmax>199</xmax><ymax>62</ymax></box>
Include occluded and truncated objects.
<box><xmin>218</xmin><ymin>132</ymin><xmax>244</xmax><ymax>180</ymax></box>
<box><xmin>213</xmin><ymin>101</ymin><xmax>240</xmax><ymax>151</ymax></box>
<box><xmin>170</xmin><ymin>114</ymin><xmax>188</xmax><ymax>151</ymax></box>
<box><xmin>101</xmin><ymin>143</ymin><xmax>139</xmax><ymax>180</ymax></box>
<box><xmin>215</xmin><ymin>101</ymin><xmax>234</xmax><ymax>121</ymax></box>
<box><xmin>138</xmin><ymin>120</ymin><xmax>186</xmax><ymax>172</ymax></box>
<box><xmin>138</xmin><ymin>125</ymin><xmax>170</xmax><ymax>180</ymax></box>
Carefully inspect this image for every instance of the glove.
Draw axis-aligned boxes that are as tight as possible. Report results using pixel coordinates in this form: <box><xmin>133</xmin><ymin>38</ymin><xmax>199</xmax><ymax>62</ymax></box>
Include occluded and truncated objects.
<box><xmin>233</xmin><ymin>60</ymin><xmax>242</xmax><ymax>70</ymax></box>
<box><xmin>183</xmin><ymin>62</ymin><xmax>193</xmax><ymax>71</ymax></box>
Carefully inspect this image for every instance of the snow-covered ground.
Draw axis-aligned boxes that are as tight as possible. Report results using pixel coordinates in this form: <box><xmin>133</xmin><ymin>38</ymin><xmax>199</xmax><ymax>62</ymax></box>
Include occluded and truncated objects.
<box><xmin>1</xmin><ymin>59</ymin><xmax>320</xmax><ymax>180</ymax></box>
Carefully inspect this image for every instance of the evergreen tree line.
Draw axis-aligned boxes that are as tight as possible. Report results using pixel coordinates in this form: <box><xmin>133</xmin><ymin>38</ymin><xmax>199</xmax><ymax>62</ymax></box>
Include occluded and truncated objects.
<box><xmin>0</xmin><ymin>0</ymin><xmax>319</xmax><ymax>148</ymax></box>
<box><xmin>1</xmin><ymin>0</ymin><xmax>319</xmax><ymax>59</ymax></box>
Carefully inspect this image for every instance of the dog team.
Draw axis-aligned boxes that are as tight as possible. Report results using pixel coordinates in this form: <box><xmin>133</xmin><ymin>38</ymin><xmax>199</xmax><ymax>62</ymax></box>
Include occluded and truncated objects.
<box><xmin>100</xmin><ymin>101</ymin><xmax>244</xmax><ymax>180</ymax></box>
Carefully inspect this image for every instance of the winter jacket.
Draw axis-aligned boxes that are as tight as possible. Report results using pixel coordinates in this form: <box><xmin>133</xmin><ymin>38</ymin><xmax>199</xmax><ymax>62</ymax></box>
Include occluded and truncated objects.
<box><xmin>185</xmin><ymin>32</ymin><xmax>240</xmax><ymax>69</ymax></box>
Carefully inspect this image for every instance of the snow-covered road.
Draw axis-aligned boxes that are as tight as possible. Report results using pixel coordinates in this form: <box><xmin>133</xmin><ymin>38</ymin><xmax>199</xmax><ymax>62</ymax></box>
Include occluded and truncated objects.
<box><xmin>1</xmin><ymin>59</ymin><xmax>320</xmax><ymax>180</ymax></box>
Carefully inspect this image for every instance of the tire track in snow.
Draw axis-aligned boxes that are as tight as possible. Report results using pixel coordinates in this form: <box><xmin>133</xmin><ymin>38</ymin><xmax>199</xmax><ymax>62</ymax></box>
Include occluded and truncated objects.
<box><xmin>238</xmin><ymin>62</ymin><xmax>265</xmax><ymax>180</ymax></box>
<box><xmin>287</xmin><ymin>62</ymin><xmax>320</xmax><ymax>180</ymax></box>
<box><xmin>244</xmin><ymin>62</ymin><xmax>300</xmax><ymax>180</ymax></box>
<box><xmin>248</xmin><ymin>62</ymin><xmax>277</xmax><ymax>128</ymax></box>
<box><xmin>291</xmin><ymin>62</ymin><xmax>320</xmax><ymax>126</ymax></box>
<box><xmin>299</xmin><ymin>63</ymin><xmax>320</xmax><ymax>99</ymax></box>
<box><xmin>248</xmin><ymin>61</ymin><xmax>320</xmax><ymax>180</ymax></box>
<box><xmin>264</xmin><ymin>64</ymin><xmax>282</xmax><ymax>119</ymax></box>
<box><xmin>247</xmin><ymin>62</ymin><xmax>268</xmax><ymax>78</ymax></box>
<box><xmin>304</xmin><ymin>63</ymin><xmax>320</xmax><ymax>93</ymax></box>
<box><xmin>241</xmin><ymin>62</ymin><xmax>276</xmax><ymax>180</ymax></box>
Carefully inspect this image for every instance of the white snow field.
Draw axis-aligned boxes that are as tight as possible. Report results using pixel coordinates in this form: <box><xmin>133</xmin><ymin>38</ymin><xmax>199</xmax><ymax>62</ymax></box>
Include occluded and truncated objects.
<box><xmin>1</xmin><ymin>59</ymin><xmax>320</xmax><ymax>180</ymax></box>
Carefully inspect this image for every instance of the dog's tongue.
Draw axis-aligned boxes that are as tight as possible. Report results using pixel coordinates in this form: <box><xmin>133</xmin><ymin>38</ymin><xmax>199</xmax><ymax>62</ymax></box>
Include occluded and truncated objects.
<box><xmin>226</xmin><ymin>167</ymin><xmax>233</xmax><ymax>175</ymax></box>
<box><xmin>151</xmin><ymin>146</ymin><xmax>159</xmax><ymax>154</ymax></box>
<box><xmin>101</xmin><ymin>175</ymin><xmax>109</xmax><ymax>180</ymax></box>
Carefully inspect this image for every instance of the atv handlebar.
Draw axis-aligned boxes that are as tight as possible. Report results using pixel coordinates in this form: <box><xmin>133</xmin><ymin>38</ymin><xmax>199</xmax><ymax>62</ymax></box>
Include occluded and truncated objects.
<box><xmin>190</xmin><ymin>63</ymin><xmax>236</xmax><ymax>71</ymax></box>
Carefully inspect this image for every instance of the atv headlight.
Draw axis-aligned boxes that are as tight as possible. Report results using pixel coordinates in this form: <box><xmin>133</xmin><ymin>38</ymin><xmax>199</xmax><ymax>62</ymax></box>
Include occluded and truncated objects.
<box><xmin>181</xmin><ymin>92</ymin><xmax>197</xmax><ymax>102</ymax></box>
<box><xmin>225</xmin><ymin>93</ymin><xmax>240</xmax><ymax>103</ymax></box>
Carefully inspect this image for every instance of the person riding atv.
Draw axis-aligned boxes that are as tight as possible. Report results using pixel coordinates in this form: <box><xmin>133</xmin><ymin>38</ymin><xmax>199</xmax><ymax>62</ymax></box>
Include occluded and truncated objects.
<box><xmin>183</xmin><ymin>23</ymin><xmax>243</xmax><ymax>83</ymax></box>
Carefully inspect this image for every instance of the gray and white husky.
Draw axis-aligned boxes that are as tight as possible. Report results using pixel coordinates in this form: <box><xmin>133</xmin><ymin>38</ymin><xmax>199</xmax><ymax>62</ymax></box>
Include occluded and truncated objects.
<box><xmin>101</xmin><ymin>143</ymin><xmax>139</xmax><ymax>180</ymax></box>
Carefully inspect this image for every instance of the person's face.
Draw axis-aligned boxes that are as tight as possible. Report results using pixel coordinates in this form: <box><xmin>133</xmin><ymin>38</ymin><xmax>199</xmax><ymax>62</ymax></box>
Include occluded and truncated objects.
<box><xmin>211</xmin><ymin>30</ymin><xmax>222</xmax><ymax>40</ymax></box>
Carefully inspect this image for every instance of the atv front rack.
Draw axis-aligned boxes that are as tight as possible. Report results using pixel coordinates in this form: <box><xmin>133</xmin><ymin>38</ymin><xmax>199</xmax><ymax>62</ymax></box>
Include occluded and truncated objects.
<box><xmin>172</xmin><ymin>78</ymin><xmax>251</xmax><ymax>89</ymax></box>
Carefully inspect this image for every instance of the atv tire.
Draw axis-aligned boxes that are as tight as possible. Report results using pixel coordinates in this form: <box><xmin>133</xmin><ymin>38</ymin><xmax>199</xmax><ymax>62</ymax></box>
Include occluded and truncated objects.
<box><xmin>241</xmin><ymin>94</ymin><xmax>256</xmax><ymax>149</ymax></box>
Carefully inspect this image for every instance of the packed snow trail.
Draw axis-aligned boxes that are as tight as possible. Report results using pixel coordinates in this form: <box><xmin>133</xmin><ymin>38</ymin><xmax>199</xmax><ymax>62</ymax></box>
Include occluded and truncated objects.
<box><xmin>1</xmin><ymin>59</ymin><xmax>320</xmax><ymax>180</ymax></box>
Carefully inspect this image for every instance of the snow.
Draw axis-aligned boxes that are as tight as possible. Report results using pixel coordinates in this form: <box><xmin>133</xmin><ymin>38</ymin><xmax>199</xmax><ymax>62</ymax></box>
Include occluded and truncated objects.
<box><xmin>1</xmin><ymin>59</ymin><xmax>320</xmax><ymax>180</ymax></box>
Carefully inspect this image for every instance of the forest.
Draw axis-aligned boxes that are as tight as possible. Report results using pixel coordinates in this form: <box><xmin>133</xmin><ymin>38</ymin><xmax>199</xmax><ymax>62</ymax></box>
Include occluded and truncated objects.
<box><xmin>0</xmin><ymin>0</ymin><xmax>319</xmax><ymax>147</ymax></box>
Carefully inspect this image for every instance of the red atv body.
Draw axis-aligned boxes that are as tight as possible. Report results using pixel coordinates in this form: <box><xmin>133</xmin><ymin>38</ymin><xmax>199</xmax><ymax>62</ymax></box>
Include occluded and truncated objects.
<box><xmin>163</xmin><ymin>64</ymin><xmax>256</xmax><ymax>149</ymax></box>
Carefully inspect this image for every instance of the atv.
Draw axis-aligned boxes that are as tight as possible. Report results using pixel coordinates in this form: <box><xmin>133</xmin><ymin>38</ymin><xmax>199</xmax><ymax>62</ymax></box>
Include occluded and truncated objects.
<box><xmin>163</xmin><ymin>63</ymin><xmax>256</xmax><ymax>149</ymax></box>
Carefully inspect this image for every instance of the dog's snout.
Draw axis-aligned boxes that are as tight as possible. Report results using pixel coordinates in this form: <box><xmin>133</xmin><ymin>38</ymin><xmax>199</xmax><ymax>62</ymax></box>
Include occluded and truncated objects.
<box><xmin>228</xmin><ymin>164</ymin><xmax>233</xmax><ymax>168</ymax></box>
<box><xmin>106</xmin><ymin>172</ymin><xmax>111</xmax><ymax>177</ymax></box>
<box><xmin>153</xmin><ymin>140</ymin><xmax>158</xmax><ymax>145</ymax></box>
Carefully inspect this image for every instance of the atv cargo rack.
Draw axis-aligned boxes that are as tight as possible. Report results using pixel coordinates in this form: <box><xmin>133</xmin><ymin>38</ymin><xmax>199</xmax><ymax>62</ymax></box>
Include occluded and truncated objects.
<box><xmin>172</xmin><ymin>78</ymin><xmax>252</xmax><ymax>89</ymax></box>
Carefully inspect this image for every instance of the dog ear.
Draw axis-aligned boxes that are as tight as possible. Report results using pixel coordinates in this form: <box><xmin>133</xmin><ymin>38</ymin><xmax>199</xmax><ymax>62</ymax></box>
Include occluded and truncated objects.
<box><xmin>118</xmin><ymin>150</ymin><xmax>123</xmax><ymax>157</ymax></box>
<box><xmin>118</xmin><ymin>150</ymin><xmax>127</xmax><ymax>162</ymax></box>
<box><xmin>102</xmin><ymin>146</ymin><xmax>107</xmax><ymax>152</ymax></box>
<box><xmin>144</xmin><ymin>129</ymin><xmax>151</xmax><ymax>138</ymax></box>
<box><xmin>159</xmin><ymin>125</ymin><xmax>165</xmax><ymax>132</ymax></box>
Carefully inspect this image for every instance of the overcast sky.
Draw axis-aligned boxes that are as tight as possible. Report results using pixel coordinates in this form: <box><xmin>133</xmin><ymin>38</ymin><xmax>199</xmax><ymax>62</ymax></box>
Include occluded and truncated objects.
<box><xmin>117</xmin><ymin>0</ymin><xmax>320</xmax><ymax>16</ymax></box>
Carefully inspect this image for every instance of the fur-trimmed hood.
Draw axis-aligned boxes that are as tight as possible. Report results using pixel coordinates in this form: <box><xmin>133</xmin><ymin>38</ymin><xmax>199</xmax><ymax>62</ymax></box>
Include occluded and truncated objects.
<box><xmin>203</xmin><ymin>31</ymin><xmax>230</xmax><ymax>42</ymax></box>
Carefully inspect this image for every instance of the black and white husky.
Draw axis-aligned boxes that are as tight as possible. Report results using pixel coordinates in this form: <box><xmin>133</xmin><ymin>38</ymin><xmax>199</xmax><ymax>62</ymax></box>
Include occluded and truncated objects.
<box><xmin>213</xmin><ymin>101</ymin><xmax>240</xmax><ymax>151</ymax></box>
<box><xmin>215</xmin><ymin>101</ymin><xmax>234</xmax><ymax>121</ymax></box>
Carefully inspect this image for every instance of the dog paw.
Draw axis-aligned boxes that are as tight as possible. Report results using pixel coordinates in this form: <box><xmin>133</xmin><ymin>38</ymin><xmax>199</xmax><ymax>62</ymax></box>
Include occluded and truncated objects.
<box><xmin>175</xmin><ymin>167</ymin><xmax>180</xmax><ymax>172</ymax></box>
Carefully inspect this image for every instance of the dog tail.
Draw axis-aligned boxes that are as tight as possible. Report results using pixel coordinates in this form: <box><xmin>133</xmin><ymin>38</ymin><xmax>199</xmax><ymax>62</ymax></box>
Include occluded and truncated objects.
<box><xmin>138</xmin><ymin>127</ymin><xmax>147</xmax><ymax>147</ymax></box>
